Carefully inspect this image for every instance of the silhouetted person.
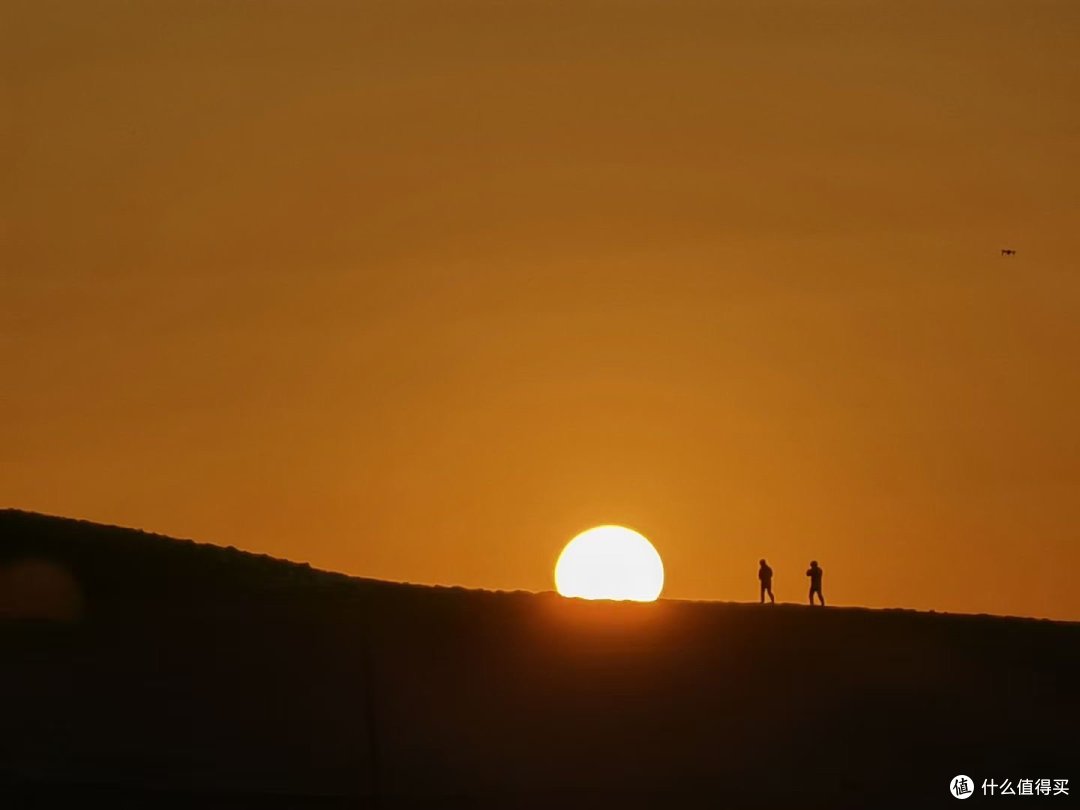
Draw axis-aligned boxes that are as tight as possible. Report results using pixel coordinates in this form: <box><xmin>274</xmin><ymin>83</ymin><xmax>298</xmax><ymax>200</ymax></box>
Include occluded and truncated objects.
<box><xmin>758</xmin><ymin>558</ymin><xmax>774</xmax><ymax>604</ymax></box>
<box><xmin>806</xmin><ymin>560</ymin><xmax>825</xmax><ymax>605</ymax></box>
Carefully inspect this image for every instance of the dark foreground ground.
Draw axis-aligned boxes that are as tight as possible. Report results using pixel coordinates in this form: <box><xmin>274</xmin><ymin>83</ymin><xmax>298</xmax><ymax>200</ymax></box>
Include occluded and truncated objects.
<box><xmin>1</xmin><ymin>509</ymin><xmax>1076</xmax><ymax>808</ymax></box>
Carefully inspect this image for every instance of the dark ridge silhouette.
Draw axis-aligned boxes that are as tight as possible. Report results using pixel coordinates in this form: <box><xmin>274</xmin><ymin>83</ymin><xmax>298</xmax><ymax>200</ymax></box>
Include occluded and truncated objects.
<box><xmin>1</xmin><ymin>509</ymin><xmax>1076</xmax><ymax>808</ymax></box>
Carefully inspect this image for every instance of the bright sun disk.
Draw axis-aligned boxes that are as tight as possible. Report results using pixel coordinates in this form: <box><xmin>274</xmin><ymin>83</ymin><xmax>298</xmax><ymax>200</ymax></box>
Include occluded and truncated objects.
<box><xmin>554</xmin><ymin>525</ymin><xmax>664</xmax><ymax>602</ymax></box>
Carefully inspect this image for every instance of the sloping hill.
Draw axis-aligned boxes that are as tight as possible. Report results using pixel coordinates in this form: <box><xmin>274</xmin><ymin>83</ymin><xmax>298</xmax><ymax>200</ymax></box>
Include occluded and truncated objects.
<box><xmin>1</xmin><ymin>509</ymin><xmax>1076</xmax><ymax>808</ymax></box>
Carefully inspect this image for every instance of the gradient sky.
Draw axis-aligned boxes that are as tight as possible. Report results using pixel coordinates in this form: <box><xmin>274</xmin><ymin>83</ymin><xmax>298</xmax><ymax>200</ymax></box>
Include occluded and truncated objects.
<box><xmin>3</xmin><ymin>1</ymin><xmax>1078</xmax><ymax>620</ymax></box>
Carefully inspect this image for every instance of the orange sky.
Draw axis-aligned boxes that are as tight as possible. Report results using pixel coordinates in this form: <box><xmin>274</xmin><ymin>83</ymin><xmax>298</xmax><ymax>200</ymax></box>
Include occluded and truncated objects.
<box><xmin>3</xmin><ymin>1</ymin><xmax>1079</xmax><ymax>620</ymax></box>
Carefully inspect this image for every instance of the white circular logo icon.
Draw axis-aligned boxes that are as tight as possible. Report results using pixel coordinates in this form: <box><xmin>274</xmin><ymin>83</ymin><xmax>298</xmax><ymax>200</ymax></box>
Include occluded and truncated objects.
<box><xmin>950</xmin><ymin>775</ymin><xmax>975</xmax><ymax>799</ymax></box>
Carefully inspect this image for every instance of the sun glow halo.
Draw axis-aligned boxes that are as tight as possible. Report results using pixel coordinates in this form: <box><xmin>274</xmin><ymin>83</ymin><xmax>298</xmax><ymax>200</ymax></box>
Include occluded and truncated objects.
<box><xmin>554</xmin><ymin>525</ymin><xmax>664</xmax><ymax>602</ymax></box>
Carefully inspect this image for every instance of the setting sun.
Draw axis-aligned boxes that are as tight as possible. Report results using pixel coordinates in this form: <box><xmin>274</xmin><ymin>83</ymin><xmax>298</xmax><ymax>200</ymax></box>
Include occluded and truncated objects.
<box><xmin>554</xmin><ymin>526</ymin><xmax>664</xmax><ymax>602</ymax></box>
